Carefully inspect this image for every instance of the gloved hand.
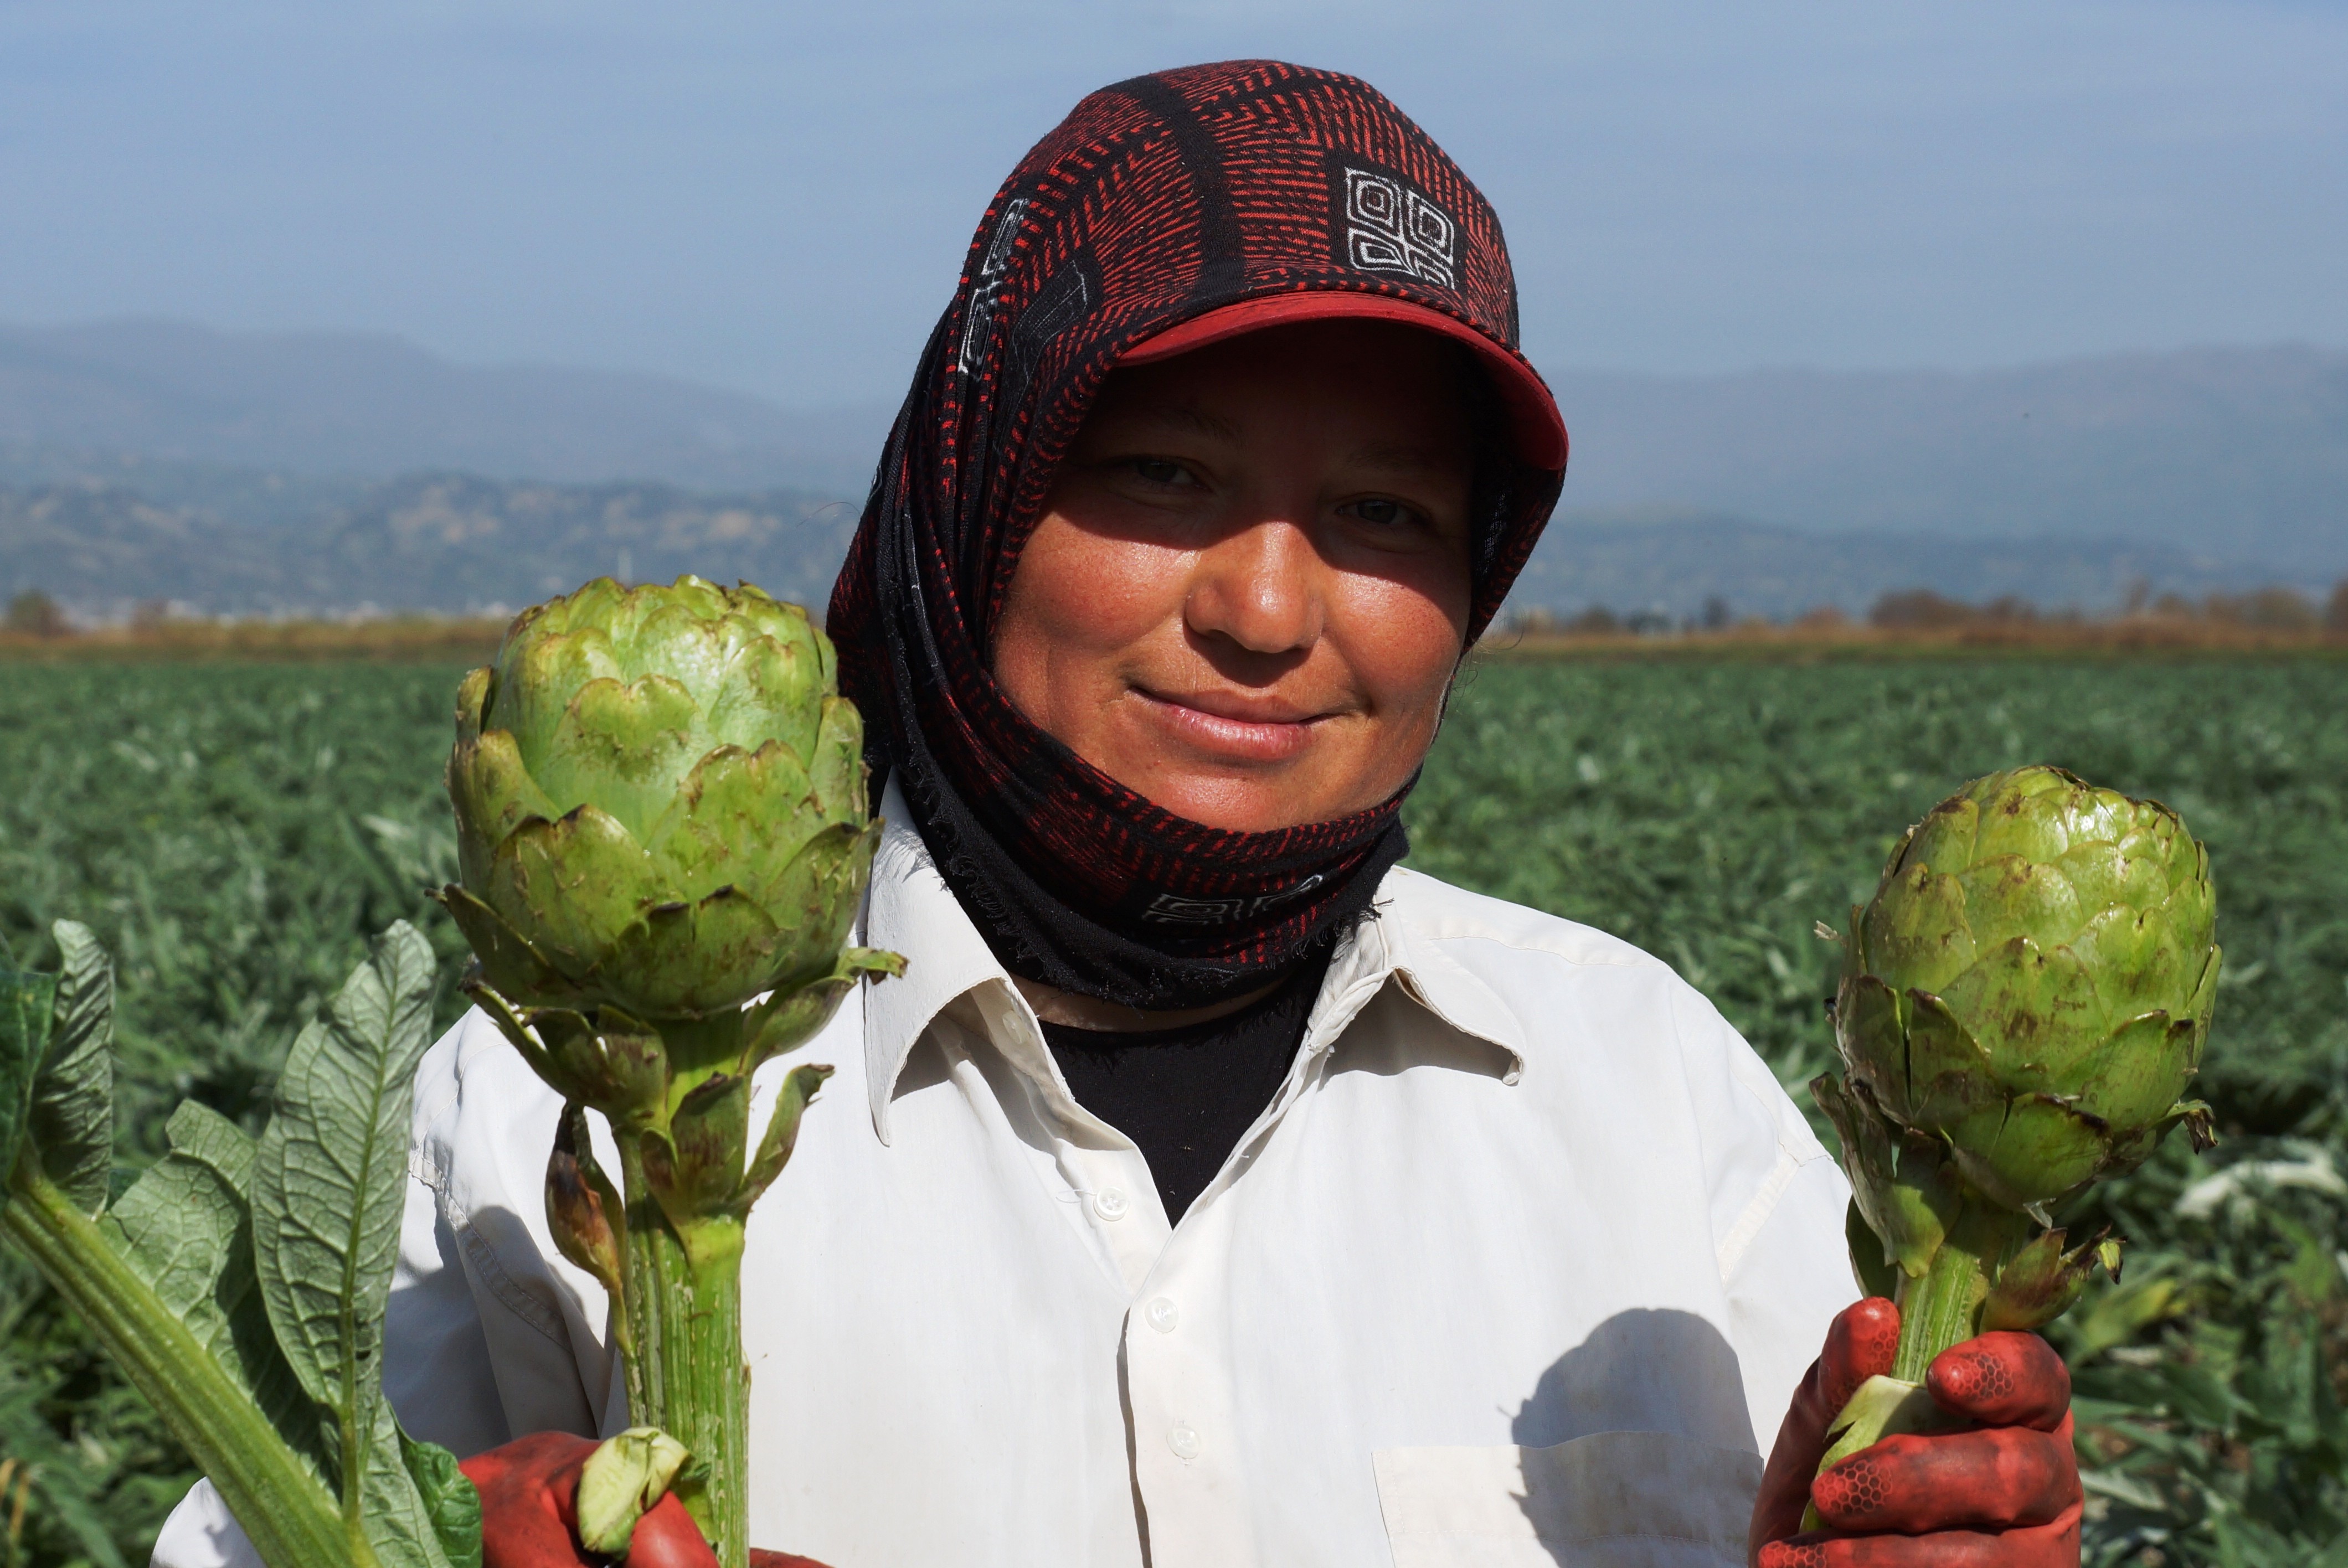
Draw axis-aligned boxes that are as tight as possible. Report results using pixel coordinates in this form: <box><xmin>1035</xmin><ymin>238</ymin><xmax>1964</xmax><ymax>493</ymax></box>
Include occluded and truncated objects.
<box><xmin>1749</xmin><ymin>1298</ymin><xmax>2082</xmax><ymax>1566</ymax></box>
<box><xmin>460</xmin><ymin>1431</ymin><xmax>831</xmax><ymax>1568</ymax></box>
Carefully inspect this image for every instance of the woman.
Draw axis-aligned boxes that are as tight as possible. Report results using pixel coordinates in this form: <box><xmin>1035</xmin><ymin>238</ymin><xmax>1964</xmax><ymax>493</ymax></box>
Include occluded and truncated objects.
<box><xmin>158</xmin><ymin>61</ymin><xmax>2079</xmax><ymax>1568</ymax></box>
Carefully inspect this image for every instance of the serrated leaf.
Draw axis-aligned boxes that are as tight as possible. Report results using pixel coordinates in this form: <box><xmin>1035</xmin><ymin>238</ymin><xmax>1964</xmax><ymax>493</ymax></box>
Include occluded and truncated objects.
<box><xmin>352</xmin><ymin>1399</ymin><xmax>476</xmax><ymax>1568</ymax></box>
<box><xmin>0</xmin><ymin>968</ymin><xmax>54</xmax><ymax>1186</ymax></box>
<box><xmin>104</xmin><ymin>1101</ymin><xmax>331</xmax><ymax>1482</ymax></box>
<box><xmin>400</xmin><ymin>1423</ymin><xmax>485</xmax><ymax>1568</ymax></box>
<box><xmin>31</xmin><ymin>920</ymin><xmax>115</xmax><ymax>1215</ymax></box>
<box><xmin>253</xmin><ymin>920</ymin><xmax>439</xmax><ymax>1489</ymax></box>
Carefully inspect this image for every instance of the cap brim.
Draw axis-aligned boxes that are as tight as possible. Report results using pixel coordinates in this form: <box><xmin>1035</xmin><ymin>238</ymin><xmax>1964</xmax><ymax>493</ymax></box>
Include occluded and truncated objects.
<box><xmin>1118</xmin><ymin>292</ymin><xmax>1568</xmax><ymax>472</ymax></box>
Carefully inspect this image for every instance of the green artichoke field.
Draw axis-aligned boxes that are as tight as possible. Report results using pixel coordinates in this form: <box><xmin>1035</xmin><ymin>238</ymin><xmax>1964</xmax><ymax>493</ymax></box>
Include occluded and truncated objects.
<box><xmin>2</xmin><ymin>651</ymin><xmax>2343</xmax><ymax>1567</ymax></box>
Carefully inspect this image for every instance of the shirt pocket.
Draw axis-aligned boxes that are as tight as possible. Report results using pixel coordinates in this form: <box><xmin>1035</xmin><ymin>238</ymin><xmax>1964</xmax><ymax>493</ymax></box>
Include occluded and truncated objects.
<box><xmin>1372</xmin><ymin>1430</ymin><xmax>1763</xmax><ymax>1568</ymax></box>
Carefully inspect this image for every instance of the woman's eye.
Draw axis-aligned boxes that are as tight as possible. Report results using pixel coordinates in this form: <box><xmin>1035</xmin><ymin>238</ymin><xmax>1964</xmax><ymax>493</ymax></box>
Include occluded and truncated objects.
<box><xmin>1127</xmin><ymin>457</ymin><xmax>1194</xmax><ymax>487</ymax></box>
<box><xmin>1345</xmin><ymin>497</ymin><xmax>1418</xmax><ymax>528</ymax></box>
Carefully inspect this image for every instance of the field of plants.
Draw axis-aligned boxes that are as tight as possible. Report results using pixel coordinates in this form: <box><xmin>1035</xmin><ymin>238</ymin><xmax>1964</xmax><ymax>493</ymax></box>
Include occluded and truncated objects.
<box><xmin>2</xmin><ymin>651</ymin><xmax>2344</xmax><ymax>1566</ymax></box>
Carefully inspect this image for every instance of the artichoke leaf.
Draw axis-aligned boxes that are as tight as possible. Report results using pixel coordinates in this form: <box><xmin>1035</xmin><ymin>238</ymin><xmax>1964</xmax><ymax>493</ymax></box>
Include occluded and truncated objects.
<box><xmin>1814</xmin><ymin>1073</ymin><xmax>1955</xmax><ymax>1278</ymax></box>
<box><xmin>1948</xmin><ymin>1091</ymin><xmax>2114</xmax><ymax>1213</ymax></box>
<box><xmin>1862</xmin><ymin>865</ymin><xmax>1975</xmax><ymax>998</ymax></box>
<box><xmin>30</xmin><ymin>920</ymin><xmax>115</xmax><ymax>1215</ymax></box>
<box><xmin>1900</xmin><ymin>988</ymin><xmax>2004</xmax><ymax>1131</ymax></box>
<box><xmin>1938</xmin><ymin>935</ymin><xmax>2107</xmax><ymax>1083</ymax></box>
<box><xmin>1980</xmin><ymin>1226</ymin><xmax>2113</xmax><ymax>1332</ymax></box>
<box><xmin>651</xmin><ymin>1073</ymin><xmax>752</xmax><ymax>1221</ymax></box>
<box><xmin>2067</xmin><ymin>1012</ymin><xmax>2199</xmax><ymax>1131</ymax></box>
<box><xmin>601</xmin><ymin>887</ymin><xmax>786</xmax><ymax>1020</ymax></box>
<box><xmin>0</xmin><ymin>966</ymin><xmax>56</xmax><ymax>1186</ymax></box>
<box><xmin>1953</xmin><ymin>855</ymin><xmax>2087</xmax><ymax>961</ymax></box>
<box><xmin>742</xmin><ymin>946</ymin><xmax>907</xmax><ymax>1070</ymax></box>
<box><xmin>735</xmin><ymin>1064</ymin><xmax>836</xmax><ymax>1212</ymax></box>
<box><xmin>646</xmin><ymin>741</ymin><xmax>816</xmax><ymax>895</ymax></box>
<box><xmin>491</xmin><ymin>805</ymin><xmax>665</xmax><ymax>978</ymax></box>
<box><xmin>577</xmin><ymin>1427</ymin><xmax>695</xmax><ymax>1559</ymax></box>
<box><xmin>438</xmin><ymin>884</ymin><xmax>599</xmax><ymax>1012</ymax></box>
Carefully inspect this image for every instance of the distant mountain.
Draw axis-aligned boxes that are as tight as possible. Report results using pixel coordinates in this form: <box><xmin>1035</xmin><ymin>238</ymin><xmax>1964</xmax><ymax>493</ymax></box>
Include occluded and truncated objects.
<box><xmin>1511</xmin><ymin>512</ymin><xmax>2300</xmax><ymax>621</ymax></box>
<box><xmin>1547</xmin><ymin>346</ymin><xmax>2348</xmax><ymax>574</ymax></box>
<box><xmin>6</xmin><ymin>318</ymin><xmax>2343</xmax><ymax>620</ymax></box>
<box><xmin>0</xmin><ymin>319</ymin><xmax>894</xmax><ymax>496</ymax></box>
<box><xmin>3</xmin><ymin>319</ymin><xmax>2344</xmax><ymax>578</ymax></box>
<box><xmin>1</xmin><ymin>475</ymin><xmax>859</xmax><ymax>618</ymax></box>
<box><xmin>6</xmin><ymin>472</ymin><xmax>2305</xmax><ymax>627</ymax></box>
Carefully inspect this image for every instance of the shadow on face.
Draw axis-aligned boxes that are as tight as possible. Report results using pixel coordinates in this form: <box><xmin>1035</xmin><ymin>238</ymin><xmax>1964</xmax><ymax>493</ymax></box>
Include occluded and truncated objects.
<box><xmin>991</xmin><ymin>318</ymin><xmax>1479</xmax><ymax>834</ymax></box>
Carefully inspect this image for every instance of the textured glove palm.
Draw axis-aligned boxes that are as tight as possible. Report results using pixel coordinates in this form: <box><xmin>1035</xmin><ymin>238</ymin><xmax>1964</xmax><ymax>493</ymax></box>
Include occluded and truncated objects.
<box><xmin>461</xmin><ymin>1432</ymin><xmax>831</xmax><ymax>1568</ymax></box>
<box><xmin>1750</xmin><ymin>1299</ymin><xmax>2082</xmax><ymax>1566</ymax></box>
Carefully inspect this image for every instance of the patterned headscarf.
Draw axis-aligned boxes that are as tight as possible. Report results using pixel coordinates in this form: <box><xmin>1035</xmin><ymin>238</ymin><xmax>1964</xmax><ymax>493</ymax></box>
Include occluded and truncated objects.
<box><xmin>829</xmin><ymin>60</ymin><xmax>1567</xmax><ymax>1008</ymax></box>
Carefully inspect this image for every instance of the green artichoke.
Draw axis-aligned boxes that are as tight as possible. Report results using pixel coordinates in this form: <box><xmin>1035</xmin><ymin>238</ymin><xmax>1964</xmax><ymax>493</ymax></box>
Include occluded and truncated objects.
<box><xmin>1832</xmin><ymin>764</ymin><xmax>2219</xmax><ymax>1225</ymax></box>
<box><xmin>1806</xmin><ymin>766</ymin><xmax>2220</xmax><ymax>1486</ymax></box>
<box><xmin>435</xmin><ymin>576</ymin><xmax>901</xmax><ymax>1568</ymax></box>
<box><xmin>441</xmin><ymin>573</ymin><xmax>878</xmax><ymax>1021</ymax></box>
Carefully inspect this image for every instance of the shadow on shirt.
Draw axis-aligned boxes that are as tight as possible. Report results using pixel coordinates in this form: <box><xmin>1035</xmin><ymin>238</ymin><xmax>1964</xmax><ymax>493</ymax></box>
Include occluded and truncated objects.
<box><xmin>1507</xmin><ymin>1309</ymin><xmax>1760</xmax><ymax>1565</ymax></box>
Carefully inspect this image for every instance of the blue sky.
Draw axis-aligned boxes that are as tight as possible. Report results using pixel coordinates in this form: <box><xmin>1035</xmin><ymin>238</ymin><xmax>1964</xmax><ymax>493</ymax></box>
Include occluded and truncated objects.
<box><xmin>1</xmin><ymin>1</ymin><xmax>2341</xmax><ymax>406</ymax></box>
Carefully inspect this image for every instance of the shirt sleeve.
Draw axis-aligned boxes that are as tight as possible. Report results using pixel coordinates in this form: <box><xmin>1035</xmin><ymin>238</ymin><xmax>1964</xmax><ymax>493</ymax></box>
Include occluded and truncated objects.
<box><xmin>1667</xmin><ymin>978</ymin><xmax>1859</xmax><ymax>1455</ymax></box>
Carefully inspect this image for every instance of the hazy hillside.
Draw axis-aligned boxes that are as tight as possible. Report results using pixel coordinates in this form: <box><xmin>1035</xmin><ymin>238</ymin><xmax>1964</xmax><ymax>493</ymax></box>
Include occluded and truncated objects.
<box><xmin>1549</xmin><ymin>346</ymin><xmax>2348</xmax><ymax>572</ymax></box>
<box><xmin>4</xmin><ymin>471</ymin><xmax>2303</xmax><ymax>625</ymax></box>
<box><xmin>1511</xmin><ymin>512</ymin><xmax>2290</xmax><ymax>621</ymax></box>
<box><xmin>0</xmin><ymin>319</ymin><xmax>893</xmax><ymax>496</ymax></box>
<box><xmin>1</xmin><ymin>476</ymin><xmax>859</xmax><ymax>617</ymax></box>
<box><xmin>4</xmin><ymin>319</ymin><xmax>2344</xmax><ymax>578</ymax></box>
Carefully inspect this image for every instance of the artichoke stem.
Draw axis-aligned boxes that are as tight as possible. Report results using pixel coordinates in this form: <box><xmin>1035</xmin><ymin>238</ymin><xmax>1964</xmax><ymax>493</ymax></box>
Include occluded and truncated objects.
<box><xmin>1891</xmin><ymin>1203</ymin><xmax>2032</xmax><ymax>1383</ymax></box>
<box><xmin>4</xmin><ymin>1159</ymin><xmax>364</xmax><ymax>1568</ymax></box>
<box><xmin>615</xmin><ymin>1133</ymin><xmax>669</xmax><ymax>1433</ymax></box>
<box><xmin>1805</xmin><ymin>1201</ymin><xmax>2037</xmax><ymax>1527</ymax></box>
<box><xmin>612</xmin><ymin>1132</ymin><xmax>751</xmax><ymax>1568</ymax></box>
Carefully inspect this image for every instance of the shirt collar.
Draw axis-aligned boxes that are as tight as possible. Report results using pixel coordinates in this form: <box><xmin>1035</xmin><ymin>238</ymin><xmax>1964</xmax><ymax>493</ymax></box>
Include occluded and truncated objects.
<box><xmin>1354</xmin><ymin>868</ymin><xmax>1528</xmax><ymax>1084</ymax></box>
<box><xmin>861</xmin><ymin>785</ymin><xmax>1526</xmax><ymax>1142</ymax></box>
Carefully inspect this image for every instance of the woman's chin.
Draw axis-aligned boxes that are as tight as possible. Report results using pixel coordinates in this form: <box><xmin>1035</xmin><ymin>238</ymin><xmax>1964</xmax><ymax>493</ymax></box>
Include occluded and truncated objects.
<box><xmin>1111</xmin><ymin>768</ymin><xmax>1347</xmax><ymax>834</ymax></box>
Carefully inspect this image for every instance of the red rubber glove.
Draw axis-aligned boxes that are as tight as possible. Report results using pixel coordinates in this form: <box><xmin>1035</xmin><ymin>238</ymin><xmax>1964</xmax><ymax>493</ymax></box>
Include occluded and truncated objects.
<box><xmin>460</xmin><ymin>1430</ymin><xmax>831</xmax><ymax>1568</ymax></box>
<box><xmin>1749</xmin><ymin>1298</ymin><xmax>2082</xmax><ymax>1566</ymax></box>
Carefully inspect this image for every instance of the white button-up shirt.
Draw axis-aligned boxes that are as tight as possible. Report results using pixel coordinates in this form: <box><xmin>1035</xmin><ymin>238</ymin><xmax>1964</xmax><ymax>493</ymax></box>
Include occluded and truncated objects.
<box><xmin>157</xmin><ymin>785</ymin><xmax>1855</xmax><ymax>1568</ymax></box>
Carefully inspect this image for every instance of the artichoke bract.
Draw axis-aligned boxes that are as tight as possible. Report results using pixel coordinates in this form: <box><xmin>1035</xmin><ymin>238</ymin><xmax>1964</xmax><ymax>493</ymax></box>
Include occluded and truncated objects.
<box><xmin>437</xmin><ymin>576</ymin><xmax>901</xmax><ymax>1568</ymax></box>
<box><xmin>442</xmin><ymin>572</ymin><xmax>877</xmax><ymax>1019</ymax></box>
<box><xmin>1806</xmin><ymin>765</ymin><xmax>2218</xmax><ymax>1497</ymax></box>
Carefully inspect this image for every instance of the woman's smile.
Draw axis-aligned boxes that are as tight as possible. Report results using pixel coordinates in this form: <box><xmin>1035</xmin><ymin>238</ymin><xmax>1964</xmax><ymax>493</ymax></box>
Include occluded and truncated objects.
<box><xmin>1122</xmin><ymin>682</ymin><xmax>1339</xmax><ymax>764</ymax></box>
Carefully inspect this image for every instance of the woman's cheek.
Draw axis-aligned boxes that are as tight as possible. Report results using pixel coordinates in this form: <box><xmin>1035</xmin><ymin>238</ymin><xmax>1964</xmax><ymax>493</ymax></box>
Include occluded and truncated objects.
<box><xmin>1335</xmin><ymin>571</ymin><xmax>1466</xmax><ymax>726</ymax></box>
<box><xmin>993</xmin><ymin>518</ymin><xmax>1191</xmax><ymax>733</ymax></box>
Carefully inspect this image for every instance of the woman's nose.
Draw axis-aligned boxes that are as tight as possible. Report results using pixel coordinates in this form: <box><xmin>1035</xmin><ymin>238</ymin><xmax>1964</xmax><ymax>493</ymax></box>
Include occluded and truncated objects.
<box><xmin>1182</xmin><ymin>519</ymin><xmax>1322</xmax><ymax>657</ymax></box>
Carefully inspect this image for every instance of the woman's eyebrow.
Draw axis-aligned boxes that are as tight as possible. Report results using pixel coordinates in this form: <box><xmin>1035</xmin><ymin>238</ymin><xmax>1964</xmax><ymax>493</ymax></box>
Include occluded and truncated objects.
<box><xmin>1346</xmin><ymin>439</ymin><xmax>1466</xmax><ymax>476</ymax></box>
<box><xmin>1103</xmin><ymin>401</ymin><xmax>1243</xmax><ymax>445</ymax></box>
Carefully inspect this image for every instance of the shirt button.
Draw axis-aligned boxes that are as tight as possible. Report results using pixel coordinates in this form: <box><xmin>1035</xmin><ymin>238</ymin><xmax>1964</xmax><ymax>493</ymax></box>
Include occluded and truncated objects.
<box><xmin>1146</xmin><ymin>1296</ymin><xmax>1180</xmax><ymax>1333</ymax></box>
<box><xmin>1167</xmin><ymin>1422</ymin><xmax>1202</xmax><ymax>1460</ymax></box>
<box><xmin>1092</xmin><ymin>1187</ymin><xmax>1130</xmax><ymax>1222</ymax></box>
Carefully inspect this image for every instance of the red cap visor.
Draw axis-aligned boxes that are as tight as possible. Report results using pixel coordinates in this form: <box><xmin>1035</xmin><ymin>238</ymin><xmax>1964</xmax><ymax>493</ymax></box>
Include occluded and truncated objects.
<box><xmin>1118</xmin><ymin>292</ymin><xmax>1568</xmax><ymax>473</ymax></box>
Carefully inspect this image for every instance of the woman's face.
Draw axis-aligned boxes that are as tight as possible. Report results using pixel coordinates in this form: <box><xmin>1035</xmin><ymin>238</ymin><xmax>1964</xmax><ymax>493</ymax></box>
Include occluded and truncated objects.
<box><xmin>992</xmin><ymin>319</ymin><xmax>1476</xmax><ymax>834</ymax></box>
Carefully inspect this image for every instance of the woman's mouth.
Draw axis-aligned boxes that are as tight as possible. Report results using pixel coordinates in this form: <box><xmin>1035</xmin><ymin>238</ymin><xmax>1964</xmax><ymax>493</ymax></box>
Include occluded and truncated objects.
<box><xmin>1128</xmin><ymin>686</ymin><xmax>1329</xmax><ymax>764</ymax></box>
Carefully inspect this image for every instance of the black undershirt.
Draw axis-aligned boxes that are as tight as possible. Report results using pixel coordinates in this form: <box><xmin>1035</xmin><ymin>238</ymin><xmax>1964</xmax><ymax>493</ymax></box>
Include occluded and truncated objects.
<box><xmin>1041</xmin><ymin>945</ymin><xmax>1332</xmax><ymax>1223</ymax></box>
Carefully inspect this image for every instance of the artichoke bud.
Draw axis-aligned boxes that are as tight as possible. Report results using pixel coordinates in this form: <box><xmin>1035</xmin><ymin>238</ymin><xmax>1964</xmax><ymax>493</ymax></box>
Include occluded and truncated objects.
<box><xmin>1827</xmin><ymin>766</ymin><xmax>2220</xmax><ymax>1218</ymax></box>
<box><xmin>547</xmin><ymin>1104</ymin><xmax>624</xmax><ymax>1296</ymax></box>
<box><xmin>439</xmin><ymin>575</ymin><xmax>893</xmax><ymax>1024</ymax></box>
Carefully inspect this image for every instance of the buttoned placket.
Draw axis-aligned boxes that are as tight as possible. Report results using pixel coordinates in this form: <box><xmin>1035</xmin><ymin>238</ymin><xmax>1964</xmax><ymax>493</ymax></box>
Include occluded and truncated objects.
<box><xmin>937</xmin><ymin>910</ymin><xmax>1409</xmax><ymax>1568</ymax></box>
<box><xmin>854</xmin><ymin>786</ymin><xmax>1541</xmax><ymax>1567</ymax></box>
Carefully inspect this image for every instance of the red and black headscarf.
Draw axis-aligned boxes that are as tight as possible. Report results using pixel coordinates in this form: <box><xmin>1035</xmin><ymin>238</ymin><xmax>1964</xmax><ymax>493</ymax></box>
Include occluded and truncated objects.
<box><xmin>829</xmin><ymin>60</ymin><xmax>1567</xmax><ymax>1008</ymax></box>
